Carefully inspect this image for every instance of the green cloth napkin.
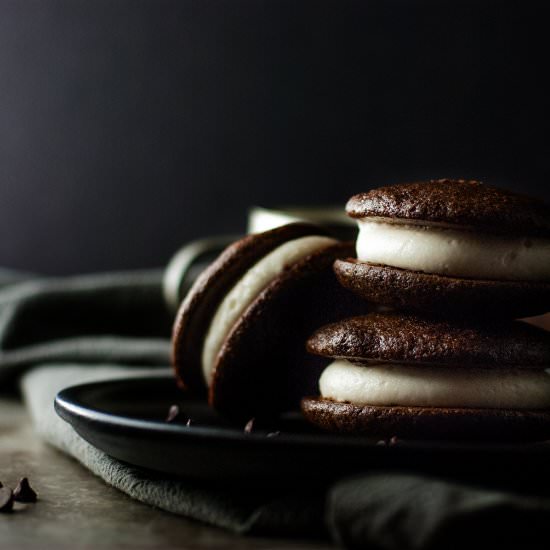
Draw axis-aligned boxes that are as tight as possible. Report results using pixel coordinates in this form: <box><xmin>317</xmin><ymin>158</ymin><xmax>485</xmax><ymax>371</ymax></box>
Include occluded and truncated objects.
<box><xmin>0</xmin><ymin>268</ymin><xmax>172</xmax><ymax>383</ymax></box>
<box><xmin>2</xmin><ymin>267</ymin><xmax>550</xmax><ymax>549</ymax></box>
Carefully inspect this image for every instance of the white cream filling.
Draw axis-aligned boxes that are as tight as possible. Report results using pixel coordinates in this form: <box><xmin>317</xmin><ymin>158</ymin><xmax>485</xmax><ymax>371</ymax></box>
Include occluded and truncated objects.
<box><xmin>201</xmin><ymin>235</ymin><xmax>337</xmax><ymax>386</ymax></box>
<box><xmin>356</xmin><ymin>218</ymin><xmax>550</xmax><ymax>281</ymax></box>
<box><xmin>320</xmin><ymin>360</ymin><xmax>550</xmax><ymax>409</ymax></box>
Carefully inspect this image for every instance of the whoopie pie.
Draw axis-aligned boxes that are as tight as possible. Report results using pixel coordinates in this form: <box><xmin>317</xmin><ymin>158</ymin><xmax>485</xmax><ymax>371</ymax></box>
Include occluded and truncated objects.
<box><xmin>172</xmin><ymin>223</ymin><xmax>366</xmax><ymax>420</ymax></box>
<box><xmin>335</xmin><ymin>179</ymin><xmax>550</xmax><ymax>317</ymax></box>
<box><xmin>301</xmin><ymin>312</ymin><xmax>550</xmax><ymax>440</ymax></box>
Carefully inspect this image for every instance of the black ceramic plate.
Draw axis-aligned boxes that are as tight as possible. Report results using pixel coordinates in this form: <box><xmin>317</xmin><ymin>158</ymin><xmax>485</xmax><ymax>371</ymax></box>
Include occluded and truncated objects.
<box><xmin>55</xmin><ymin>376</ymin><xmax>550</xmax><ymax>486</ymax></box>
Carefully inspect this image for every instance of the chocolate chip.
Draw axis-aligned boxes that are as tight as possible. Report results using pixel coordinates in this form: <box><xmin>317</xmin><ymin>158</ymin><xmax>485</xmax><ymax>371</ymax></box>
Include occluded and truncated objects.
<box><xmin>13</xmin><ymin>478</ymin><xmax>37</xmax><ymax>503</ymax></box>
<box><xmin>244</xmin><ymin>418</ymin><xmax>255</xmax><ymax>434</ymax></box>
<box><xmin>0</xmin><ymin>487</ymin><xmax>14</xmax><ymax>513</ymax></box>
<box><xmin>165</xmin><ymin>405</ymin><xmax>180</xmax><ymax>423</ymax></box>
<box><xmin>0</xmin><ymin>481</ymin><xmax>3</xmax><ymax>488</ymax></box>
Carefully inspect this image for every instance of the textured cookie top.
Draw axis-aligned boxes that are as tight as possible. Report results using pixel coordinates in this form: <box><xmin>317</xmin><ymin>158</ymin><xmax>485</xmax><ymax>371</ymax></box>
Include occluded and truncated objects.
<box><xmin>346</xmin><ymin>179</ymin><xmax>550</xmax><ymax>237</ymax></box>
<box><xmin>307</xmin><ymin>312</ymin><xmax>550</xmax><ymax>368</ymax></box>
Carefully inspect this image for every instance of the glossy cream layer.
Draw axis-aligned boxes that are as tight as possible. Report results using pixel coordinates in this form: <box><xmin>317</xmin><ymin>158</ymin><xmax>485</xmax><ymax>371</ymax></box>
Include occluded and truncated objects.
<box><xmin>356</xmin><ymin>218</ymin><xmax>550</xmax><ymax>281</ymax></box>
<box><xmin>201</xmin><ymin>235</ymin><xmax>337</xmax><ymax>386</ymax></box>
<box><xmin>319</xmin><ymin>360</ymin><xmax>550</xmax><ymax>409</ymax></box>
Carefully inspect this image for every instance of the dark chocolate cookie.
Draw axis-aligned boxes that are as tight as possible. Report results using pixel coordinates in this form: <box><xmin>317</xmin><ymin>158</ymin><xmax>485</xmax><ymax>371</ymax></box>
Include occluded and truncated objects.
<box><xmin>172</xmin><ymin>223</ymin><xmax>327</xmax><ymax>394</ymax></box>
<box><xmin>306</xmin><ymin>312</ymin><xmax>550</xmax><ymax>368</ymax></box>
<box><xmin>346</xmin><ymin>179</ymin><xmax>550</xmax><ymax>237</ymax></box>
<box><xmin>172</xmin><ymin>224</ymin><xmax>368</xmax><ymax>419</ymax></box>
<box><xmin>334</xmin><ymin>259</ymin><xmax>550</xmax><ymax>318</ymax></box>
<box><xmin>301</xmin><ymin>397</ymin><xmax>550</xmax><ymax>440</ymax></box>
<box><xmin>210</xmin><ymin>241</ymin><xmax>367</xmax><ymax>419</ymax></box>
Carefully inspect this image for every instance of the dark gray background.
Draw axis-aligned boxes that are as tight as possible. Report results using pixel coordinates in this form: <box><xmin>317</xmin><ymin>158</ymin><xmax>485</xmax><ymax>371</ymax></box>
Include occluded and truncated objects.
<box><xmin>1</xmin><ymin>0</ymin><xmax>548</xmax><ymax>274</ymax></box>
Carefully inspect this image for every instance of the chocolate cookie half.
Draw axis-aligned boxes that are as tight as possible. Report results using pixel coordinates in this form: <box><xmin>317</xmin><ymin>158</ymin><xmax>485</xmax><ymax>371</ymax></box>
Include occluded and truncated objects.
<box><xmin>172</xmin><ymin>223</ymin><xmax>366</xmax><ymax>419</ymax></box>
<box><xmin>302</xmin><ymin>313</ymin><xmax>550</xmax><ymax>440</ymax></box>
<box><xmin>337</xmin><ymin>179</ymin><xmax>550</xmax><ymax>317</ymax></box>
<box><xmin>301</xmin><ymin>400</ymin><xmax>550</xmax><ymax>441</ymax></box>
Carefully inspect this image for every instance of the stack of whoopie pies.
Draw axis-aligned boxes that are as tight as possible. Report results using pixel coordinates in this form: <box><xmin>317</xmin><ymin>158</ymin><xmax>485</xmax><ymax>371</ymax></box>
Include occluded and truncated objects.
<box><xmin>301</xmin><ymin>179</ymin><xmax>550</xmax><ymax>440</ymax></box>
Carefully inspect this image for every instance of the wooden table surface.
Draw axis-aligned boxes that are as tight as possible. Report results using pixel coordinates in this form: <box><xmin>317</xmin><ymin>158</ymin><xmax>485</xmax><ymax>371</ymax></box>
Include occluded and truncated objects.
<box><xmin>0</xmin><ymin>396</ymin><xmax>332</xmax><ymax>549</ymax></box>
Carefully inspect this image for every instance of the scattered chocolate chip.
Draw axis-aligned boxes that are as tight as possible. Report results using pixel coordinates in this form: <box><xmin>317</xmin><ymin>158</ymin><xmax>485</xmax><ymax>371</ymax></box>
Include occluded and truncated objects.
<box><xmin>266</xmin><ymin>431</ymin><xmax>280</xmax><ymax>438</ymax></box>
<box><xmin>165</xmin><ymin>405</ymin><xmax>180</xmax><ymax>423</ymax></box>
<box><xmin>244</xmin><ymin>418</ymin><xmax>255</xmax><ymax>434</ymax></box>
<box><xmin>185</xmin><ymin>418</ymin><xmax>192</xmax><ymax>427</ymax></box>
<box><xmin>0</xmin><ymin>481</ymin><xmax>3</xmax><ymax>488</ymax></box>
<box><xmin>0</xmin><ymin>487</ymin><xmax>14</xmax><ymax>513</ymax></box>
<box><xmin>13</xmin><ymin>478</ymin><xmax>37</xmax><ymax>503</ymax></box>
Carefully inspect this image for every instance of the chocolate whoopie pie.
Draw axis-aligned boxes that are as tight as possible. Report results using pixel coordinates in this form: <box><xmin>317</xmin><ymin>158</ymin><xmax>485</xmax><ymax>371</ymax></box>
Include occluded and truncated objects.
<box><xmin>335</xmin><ymin>179</ymin><xmax>550</xmax><ymax>317</ymax></box>
<box><xmin>301</xmin><ymin>312</ymin><xmax>550</xmax><ymax>440</ymax></box>
<box><xmin>172</xmin><ymin>223</ymin><xmax>366</xmax><ymax>420</ymax></box>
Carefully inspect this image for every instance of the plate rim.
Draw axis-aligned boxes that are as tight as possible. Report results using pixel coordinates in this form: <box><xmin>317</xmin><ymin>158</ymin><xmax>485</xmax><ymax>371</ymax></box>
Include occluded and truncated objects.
<box><xmin>54</xmin><ymin>375</ymin><xmax>550</xmax><ymax>456</ymax></box>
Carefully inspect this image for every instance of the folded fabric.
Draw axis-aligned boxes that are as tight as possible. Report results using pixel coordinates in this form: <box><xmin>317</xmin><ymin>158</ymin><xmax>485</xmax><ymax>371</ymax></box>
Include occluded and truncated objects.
<box><xmin>0</xmin><ymin>269</ymin><xmax>172</xmax><ymax>383</ymax></box>
<box><xmin>3</xmin><ymin>267</ymin><xmax>550</xmax><ymax>549</ymax></box>
<box><xmin>328</xmin><ymin>474</ymin><xmax>550</xmax><ymax>549</ymax></box>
